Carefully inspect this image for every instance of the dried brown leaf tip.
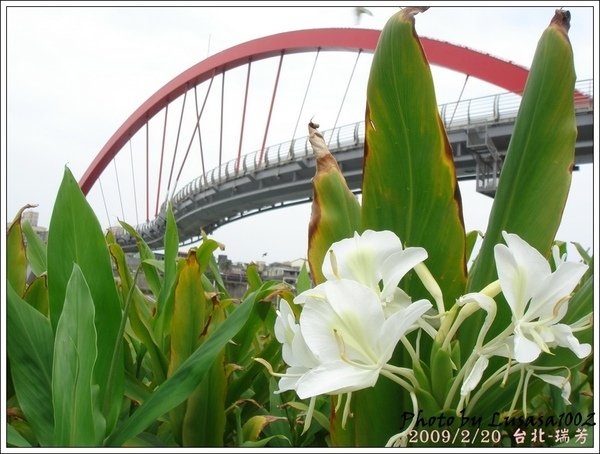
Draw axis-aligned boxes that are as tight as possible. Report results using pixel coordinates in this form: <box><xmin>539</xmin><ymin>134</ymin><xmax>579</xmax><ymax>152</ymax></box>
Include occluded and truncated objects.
<box><xmin>399</xmin><ymin>6</ymin><xmax>430</xmax><ymax>22</ymax></box>
<box><xmin>308</xmin><ymin>122</ymin><xmax>340</xmax><ymax>172</ymax></box>
<box><xmin>551</xmin><ymin>9</ymin><xmax>571</xmax><ymax>34</ymax></box>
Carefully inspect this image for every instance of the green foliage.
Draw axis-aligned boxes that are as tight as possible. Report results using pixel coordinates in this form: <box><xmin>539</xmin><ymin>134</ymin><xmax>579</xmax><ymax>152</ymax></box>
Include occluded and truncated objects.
<box><xmin>5</xmin><ymin>7</ymin><xmax>592</xmax><ymax>449</ymax></box>
<box><xmin>7</xmin><ymin>172</ymin><xmax>312</xmax><ymax>448</ymax></box>
<box><xmin>52</xmin><ymin>265</ymin><xmax>104</xmax><ymax>446</ymax></box>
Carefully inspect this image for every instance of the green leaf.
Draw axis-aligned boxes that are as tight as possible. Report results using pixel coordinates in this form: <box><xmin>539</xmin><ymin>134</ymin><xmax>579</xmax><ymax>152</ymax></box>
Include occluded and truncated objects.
<box><xmin>246</xmin><ymin>263</ymin><xmax>263</xmax><ymax>291</ymax></box>
<box><xmin>429</xmin><ymin>342</ymin><xmax>454</xmax><ymax>409</ymax></box>
<box><xmin>307</xmin><ymin>123</ymin><xmax>361</xmax><ymax>285</ymax></box>
<box><xmin>106</xmin><ymin>283</ymin><xmax>276</xmax><ymax>446</ymax></box>
<box><xmin>47</xmin><ymin>167</ymin><xmax>123</xmax><ymax>432</ymax></box>
<box><xmin>465</xmin><ymin>230</ymin><xmax>483</xmax><ymax>265</ymax></box>
<box><xmin>240</xmin><ymin>435</ymin><xmax>291</xmax><ymax>448</ymax></box>
<box><xmin>466</xmin><ymin>10</ymin><xmax>578</xmax><ymax>350</ymax></box>
<box><xmin>7</xmin><ymin>206</ymin><xmax>31</xmax><ymax>296</ymax></box>
<box><xmin>335</xmin><ymin>8</ymin><xmax>466</xmax><ymax>446</ymax></box>
<box><xmin>23</xmin><ymin>274</ymin><xmax>49</xmax><ymax>316</ymax></box>
<box><xmin>295</xmin><ymin>261</ymin><xmax>312</xmax><ymax>294</ymax></box>
<box><xmin>284</xmin><ymin>401</ymin><xmax>329</xmax><ymax>431</ymax></box>
<box><xmin>23</xmin><ymin>220</ymin><xmax>48</xmax><ymax>277</ymax></box>
<box><xmin>7</xmin><ymin>424</ymin><xmax>32</xmax><ymax>448</ymax></box>
<box><xmin>52</xmin><ymin>265</ymin><xmax>104</xmax><ymax>446</ymax></box>
<box><xmin>108</xmin><ymin>242</ymin><xmax>167</xmax><ymax>385</ymax></box>
<box><xmin>7</xmin><ymin>283</ymin><xmax>54</xmax><ymax>446</ymax></box>
<box><xmin>167</xmin><ymin>247</ymin><xmax>216</xmax><ymax>442</ymax></box>
<box><xmin>361</xmin><ymin>8</ymin><xmax>467</xmax><ymax>306</ymax></box>
<box><xmin>242</xmin><ymin>415</ymin><xmax>287</xmax><ymax>442</ymax></box>
<box><xmin>154</xmin><ymin>203</ymin><xmax>180</xmax><ymax>350</ymax></box>
<box><xmin>182</xmin><ymin>349</ymin><xmax>227</xmax><ymax>446</ymax></box>
<box><xmin>120</xmin><ymin>220</ymin><xmax>162</xmax><ymax>298</ymax></box>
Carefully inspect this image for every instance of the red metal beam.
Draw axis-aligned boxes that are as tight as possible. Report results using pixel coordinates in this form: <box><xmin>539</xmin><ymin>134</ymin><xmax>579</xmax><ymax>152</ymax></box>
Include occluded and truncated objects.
<box><xmin>80</xmin><ymin>28</ymin><xmax>531</xmax><ymax>194</ymax></box>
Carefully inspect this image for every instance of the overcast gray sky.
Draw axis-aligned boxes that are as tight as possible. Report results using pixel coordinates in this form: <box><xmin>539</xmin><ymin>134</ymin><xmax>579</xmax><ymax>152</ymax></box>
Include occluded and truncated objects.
<box><xmin>3</xmin><ymin>2</ymin><xmax>596</xmax><ymax>264</ymax></box>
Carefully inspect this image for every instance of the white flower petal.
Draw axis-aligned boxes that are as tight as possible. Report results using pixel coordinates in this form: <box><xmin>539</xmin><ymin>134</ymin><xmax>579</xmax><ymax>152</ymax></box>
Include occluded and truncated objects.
<box><xmin>300</xmin><ymin>280</ymin><xmax>384</xmax><ymax>364</ymax></box>
<box><xmin>513</xmin><ymin>331</ymin><xmax>542</xmax><ymax>363</ymax></box>
<box><xmin>528</xmin><ymin>262</ymin><xmax>588</xmax><ymax>322</ymax></box>
<box><xmin>294</xmin><ymin>286</ymin><xmax>327</xmax><ymax>306</ymax></box>
<box><xmin>535</xmin><ymin>374</ymin><xmax>571</xmax><ymax>405</ymax></box>
<box><xmin>289</xmin><ymin>325</ymin><xmax>320</xmax><ymax>368</ymax></box>
<box><xmin>274</xmin><ymin>300</ymin><xmax>295</xmax><ymax>344</ymax></box>
<box><xmin>298</xmin><ymin>290</ymin><xmax>342</xmax><ymax>363</ymax></box>
<box><xmin>502</xmin><ymin>232</ymin><xmax>551</xmax><ymax>283</ymax></box>
<box><xmin>380</xmin><ymin>247</ymin><xmax>428</xmax><ymax>302</ymax></box>
<box><xmin>295</xmin><ymin>360</ymin><xmax>379</xmax><ymax>399</ymax></box>
<box><xmin>277</xmin><ymin>366</ymin><xmax>310</xmax><ymax>393</ymax></box>
<box><xmin>461</xmin><ymin>355</ymin><xmax>489</xmax><ymax>396</ymax></box>
<box><xmin>378</xmin><ymin>299</ymin><xmax>432</xmax><ymax>362</ymax></box>
<box><xmin>494</xmin><ymin>243</ymin><xmax>527</xmax><ymax>319</ymax></box>
<box><xmin>550</xmin><ymin>324</ymin><xmax>591</xmax><ymax>359</ymax></box>
<box><xmin>382</xmin><ymin>287</ymin><xmax>412</xmax><ymax>318</ymax></box>
<box><xmin>322</xmin><ymin>230</ymin><xmax>403</xmax><ymax>288</ymax></box>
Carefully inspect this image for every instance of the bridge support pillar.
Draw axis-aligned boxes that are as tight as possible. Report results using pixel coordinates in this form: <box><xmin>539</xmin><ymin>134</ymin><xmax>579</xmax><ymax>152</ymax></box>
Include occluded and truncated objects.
<box><xmin>467</xmin><ymin>126</ymin><xmax>504</xmax><ymax>198</ymax></box>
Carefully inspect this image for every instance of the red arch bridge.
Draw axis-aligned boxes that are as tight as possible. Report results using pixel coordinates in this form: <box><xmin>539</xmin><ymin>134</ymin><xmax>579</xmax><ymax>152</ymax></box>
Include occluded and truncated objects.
<box><xmin>79</xmin><ymin>28</ymin><xmax>594</xmax><ymax>251</ymax></box>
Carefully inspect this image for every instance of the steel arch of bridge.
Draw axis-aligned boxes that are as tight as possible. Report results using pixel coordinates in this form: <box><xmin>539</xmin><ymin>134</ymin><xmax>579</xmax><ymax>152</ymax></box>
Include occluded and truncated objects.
<box><xmin>79</xmin><ymin>27</ymin><xmax>531</xmax><ymax>194</ymax></box>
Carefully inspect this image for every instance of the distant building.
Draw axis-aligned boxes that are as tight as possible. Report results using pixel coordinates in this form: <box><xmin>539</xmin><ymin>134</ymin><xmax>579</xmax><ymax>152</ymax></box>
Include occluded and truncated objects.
<box><xmin>262</xmin><ymin>261</ymin><xmax>303</xmax><ymax>285</ymax></box>
<box><xmin>21</xmin><ymin>210</ymin><xmax>48</xmax><ymax>243</ymax></box>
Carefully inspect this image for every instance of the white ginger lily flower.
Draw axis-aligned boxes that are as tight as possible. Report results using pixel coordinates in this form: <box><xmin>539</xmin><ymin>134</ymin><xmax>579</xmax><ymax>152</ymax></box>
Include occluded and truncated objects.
<box><xmin>273</xmin><ymin>300</ymin><xmax>320</xmax><ymax>393</ymax></box>
<box><xmin>494</xmin><ymin>231</ymin><xmax>590</xmax><ymax>363</ymax></box>
<box><xmin>280</xmin><ymin>279</ymin><xmax>431</xmax><ymax>399</ymax></box>
<box><xmin>321</xmin><ymin>230</ymin><xmax>428</xmax><ymax>316</ymax></box>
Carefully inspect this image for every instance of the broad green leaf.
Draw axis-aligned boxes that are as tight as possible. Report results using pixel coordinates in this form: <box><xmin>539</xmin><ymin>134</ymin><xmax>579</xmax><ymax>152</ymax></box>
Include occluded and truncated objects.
<box><xmin>182</xmin><ymin>351</ymin><xmax>227</xmax><ymax>446</ymax></box>
<box><xmin>7</xmin><ymin>283</ymin><xmax>54</xmax><ymax>446</ymax></box>
<box><xmin>242</xmin><ymin>415</ymin><xmax>287</xmax><ymax>442</ymax></box>
<box><xmin>154</xmin><ymin>203</ymin><xmax>180</xmax><ymax>350</ymax></box>
<box><xmin>465</xmin><ymin>230</ymin><xmax>483</xmax><ymax>265</ymax></box>
<box><xmin>295</xmin><ymin>261</ymin><xmax>312</xmax><ymax>294</ymax></box>
<box><xmin>23</xmin><ymin>220</ymin><xmax>48</xmax><ymax>277</ymax></box>
<box><xmin>120</xmin><ymin>220</ymin><xmax>162</xmax><ymax>298</ymax></box>
<box><xmin>108</xmin><ymin>242</ymin><xmax>167</xmax><ymax>385</ymax></box>
<box><xmin>167</xmin><ymin>247</ymin><xmax>215</xmax><ymax>441</ymax></box>
<box><xmin>361</xmin><ymin>8</ymin><xmax>467</xmax><ymax>306</ymax></box>
<box><xmin>246</xmin><ymin>262</ymin><xmax>263</xmax><ymax>290</ymax></box>
<box><xmin>263</xmin><ymin>378</ymin><xmax>295</xmax><ymax>446</ymax></box>
<box><xmin>179</xmin><ymin>245</ymin><xmax>226</xmax><ymax>447</ymax></box>
<box><xmin>335</xmin><ymin>8</ymin><xmax>466</xmax><ymax>446</ymax></box>
<box><xmin>283</xmin><ymin>400</ymin><xmax>329</xmax><ymax>431</ymax></box>
<box><xmin>240</xmin><ymin>435</ymin><xmax>291</xmax><ymax>448</ymax></box>
<box><xmin>52</xmin><ymin>265</ymin><xmax>104</xmax><ymax>446</ymax></box>
<box><xmin>466</xmin><ymin>10</ymin><xmax>579</xmax><ymax>349</ymax></box>
<box><xmin>23</xmin><ymin>274</ymin><xmax>49</xmax><ymax>316</ymax></box>
<box><xmin>307</xmin><ymin>122</ymin><xmax>361</xmax><ymax>284</ymax></box>
<box><xmin>429</xmin><ymin>342</ymin><xmax>454</xmax><ymax>408</ymax></box>
<box><xmin>47</xmin><ymin>167</ymin><xmax>123</xmax><ymax>432</ymax></box>
<box><xmin>7</xmin><ymin>424</ymin><xmax>32</xmax><ymax>447</ymax></box>
<box><xmin>106</xmin><ymin>282</ymin><xmax>279</xmax><ymax>446</ymax></box>
<box><xmin>7</xmin><ymin>205</ymin><xmax>32</xmax><ymax>296</ymax></box>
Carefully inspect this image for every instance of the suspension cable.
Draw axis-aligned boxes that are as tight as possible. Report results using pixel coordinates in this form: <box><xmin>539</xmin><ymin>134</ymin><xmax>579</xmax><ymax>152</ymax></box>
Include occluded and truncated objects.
<box><xmin>329</xmin><ymin>50</ymin><xmax>362</xmax><ymax>147</ymax></box>
<box><xmin>98</xmin><ymin>177</ymin><xmax>111</xmax><ymax>228</ymax></box>
<box><xmin>289</xmin><ymin>48</ymin><xmax>320</xmax><ymax>157</ymax></box>
<box><xmin>448</xmin><ymin>74</ymin><xmax>470</xmax><ymax>127</ymax></box>
<box><xmin>259</xmin><ymin>51</ymin><xmax>285</xmax><ymax>165</ymax></box>
<box><xmin>112</xmin><ymin>158</ymin><xmax>125</xmax><ymax>221</ymax></box>
<box><xmin>165</xmin><ymin>89</ymin><xmax>189</xmax><ymax>199</ymax></box>
<box><xmin>155</xmin><ymin>104</ymin><xmax>169</xmax><ymax>216</ymax></box>
<box><xmin>128</xmin><ymin>139</ymin><xmax>140</xmax><ymax>226</ymax></box>
<box><xmin>171</xmin><ymin>73</ymin><xmax>215</xmax><ymax>201</ymax></box>
<box><xmin>236</xmin><ymin>59</ymin><xmax>252</xmax><ymax>174</ymax></box>
<box><xmin>219</xmin><ymin>71</ymin><xmax>225</xmax><ymax>178</ymax></box>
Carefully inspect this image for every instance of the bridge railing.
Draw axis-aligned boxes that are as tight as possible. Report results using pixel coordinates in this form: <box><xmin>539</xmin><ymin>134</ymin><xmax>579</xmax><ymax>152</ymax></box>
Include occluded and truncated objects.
<box><xmin>151</xmin><ymin>79</ymin><xmax>593</xmax><ymax>238</ymax></box>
